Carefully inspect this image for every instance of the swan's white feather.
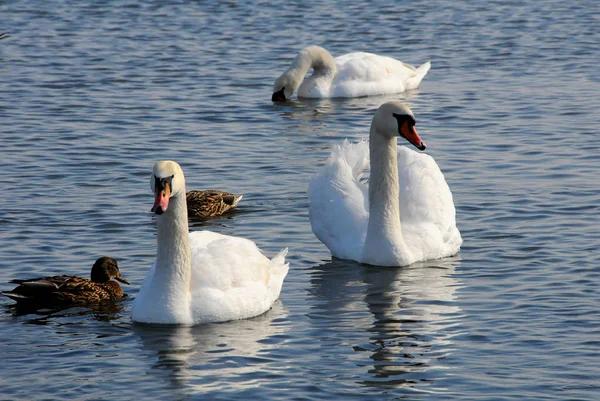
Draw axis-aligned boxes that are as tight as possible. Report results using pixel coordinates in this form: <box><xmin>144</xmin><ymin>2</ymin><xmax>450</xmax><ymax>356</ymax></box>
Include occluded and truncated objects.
<box><xmin>396</xmin><ymin>147</ymin><xmax>462</xmax><ymax>262</ymax></box>
<box><xmin>309</xmin><ymin>140</ymin><xmax>461</xmax><ymax>266</ymax></box>
<box><xmin>308</xmin><ymin>140</ymin><xmax>369</xmax><ymax>261</ymax></box>
<box><xmin>133</xmin><ymin>232</ymin><xmax>289</xmax><ymax>325</ymax></box>
<box><xmin>188</xmin><ymin>231</ymin><xmax>289</xmax><ymax>324</ymax></box>
<box><xmin>297</xmin><ymin>50</ymin><xmax>430</xmax><ymax>99</ymax></box>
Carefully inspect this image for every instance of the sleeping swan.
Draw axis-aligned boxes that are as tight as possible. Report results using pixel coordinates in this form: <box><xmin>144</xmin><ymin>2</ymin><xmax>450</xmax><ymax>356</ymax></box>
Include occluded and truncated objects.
<box><xmin>272</xmin><ymin>46</ymin><xmax>430</xmax><ymax>101</ymax></box>
<box><xmin>308</xmin><ymin>101</ymin><xmax>462</xmax><ymax>266</ymax></box>
<box><xmin>132</xmin><ymin>161</ymin><xmax>289</xmax><ymax>325</ymax></box>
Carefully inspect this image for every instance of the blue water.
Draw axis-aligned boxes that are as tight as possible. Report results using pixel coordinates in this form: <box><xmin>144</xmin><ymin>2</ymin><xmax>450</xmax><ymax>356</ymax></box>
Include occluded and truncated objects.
<box><xmin>1</xmin><ymin>1</ymin><xmax>599</xmax><ymax>400</ymax></box>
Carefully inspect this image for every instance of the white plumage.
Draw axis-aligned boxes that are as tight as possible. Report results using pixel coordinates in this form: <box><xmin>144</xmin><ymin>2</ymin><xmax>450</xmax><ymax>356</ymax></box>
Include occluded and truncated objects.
<box><xmin>272</xmin><ymin>46</ymin><xmax>430</xmax><ymax>101</ymax></box>
<box><xmin>309</xmin><ymin>102</ymin><xmax>461</xmax><ymax>266</ymax></box>
<box><xmin>132</xmin><ymin>161</ymin><xmax>289</xmax><ymax>325</ymax></box>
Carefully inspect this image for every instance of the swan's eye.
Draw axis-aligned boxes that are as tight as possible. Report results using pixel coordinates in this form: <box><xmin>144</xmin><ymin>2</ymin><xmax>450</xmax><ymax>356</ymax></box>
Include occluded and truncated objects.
<box><xmin>392</xmin><ymin>113</ymin><xmax>416</xmax><ymax>127</ymax></box>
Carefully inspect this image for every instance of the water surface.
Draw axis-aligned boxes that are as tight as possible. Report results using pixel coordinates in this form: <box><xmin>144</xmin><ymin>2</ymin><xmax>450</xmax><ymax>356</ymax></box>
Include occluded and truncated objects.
<box><xmin>1</xmin><ymin>1</ymin><xmax>599</xmax><ymax>400</ymax></box>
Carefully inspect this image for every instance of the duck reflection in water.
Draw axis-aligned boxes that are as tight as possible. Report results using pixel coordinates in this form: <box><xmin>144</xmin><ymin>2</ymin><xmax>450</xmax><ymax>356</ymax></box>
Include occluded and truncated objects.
<box><xmin>308</xmin><ymin>256</ymin><xmax>461</xmax><ymax>389</ymax></box>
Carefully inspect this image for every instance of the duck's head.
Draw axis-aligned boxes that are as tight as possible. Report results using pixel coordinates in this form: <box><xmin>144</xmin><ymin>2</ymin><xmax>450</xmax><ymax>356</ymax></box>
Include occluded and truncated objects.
<box><xmin>372</xmin><ymin>101</ymin><xmax>426</xmax><ymax>151</ymax></box>
<box><xmin>151</xmin><ymin>160</ymin><xmax>185</xmax><ymax>215</ymax></box>
<box><xmin>91</xmin><ymin>256</ymin><xmax>129</xmax><ymax>284</ymax></box>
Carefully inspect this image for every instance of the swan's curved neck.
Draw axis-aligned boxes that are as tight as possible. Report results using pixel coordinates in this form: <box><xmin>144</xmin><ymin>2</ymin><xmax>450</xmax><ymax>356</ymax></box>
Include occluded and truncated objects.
<box><xmin>363</xmin><ymin>126</ymin><xmax>410</xmax><ymax>266</ymax></box>
<box><xmin>287</xmin><ymin>46</ymin><xmax>337</xmax><ymax>92</ymax></box>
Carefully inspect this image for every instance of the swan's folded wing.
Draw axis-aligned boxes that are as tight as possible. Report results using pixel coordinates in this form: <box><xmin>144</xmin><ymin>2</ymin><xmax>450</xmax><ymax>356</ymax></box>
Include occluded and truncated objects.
<box><xmin>188</xmin><ymin>231</ymin><xmax>285</xmax><ymax>323</ymax></box>
<box><xmin>189</xmin><ymin>231</ymin><xmax>272</xmax><ymax>291</ymax></box>
<box><xmin>309</xmin><ymin>140</ymin><xmax>369</xmax><ymax>261</ymax></box>
<box><xmin>333</xmin><ymin>53</ymin><xmax>429</xmax><ymax>97</ymax></box>
<box><xmin>397</xmin><ymin>146</ymin><xmax>462</xmax><ymax>259</ymax></box>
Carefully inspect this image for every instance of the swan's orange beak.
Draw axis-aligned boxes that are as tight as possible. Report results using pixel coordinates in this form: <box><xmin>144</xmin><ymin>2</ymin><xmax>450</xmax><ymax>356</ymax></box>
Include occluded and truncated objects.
<box><xmin>152</xmin><ymin>181</ymin><xmax>171</xmax><ymax>215</ymax></box>
<box><xmin>400</xmin><ymin>121</ymin><xmax>426</xmax><ymax>151</ymax></box>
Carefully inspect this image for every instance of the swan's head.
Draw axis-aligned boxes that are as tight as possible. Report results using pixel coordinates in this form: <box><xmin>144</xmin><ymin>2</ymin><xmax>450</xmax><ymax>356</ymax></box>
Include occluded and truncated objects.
<box><xmin>372</xmin><ymin>101</ymin><xmax>426</xmax><ymax>151</ymax></box>
<box><xmin>90</xmin><ymin>256</ymin><xmax>129</xmax><ymax>285</ymax></box>
<box><xmin>272</xmin><ymin>46</ymin><xmax>331</xmax><ymax>102</ymax></box>
<box><xmin>151</xmin><ymin>160</ymin><xmax>185</xmax><ymax>215</ymax></box>
<box><xmin>272</xmin><ymin>72</ymin><xmax>297</xmax><ymax>102</ymax></box>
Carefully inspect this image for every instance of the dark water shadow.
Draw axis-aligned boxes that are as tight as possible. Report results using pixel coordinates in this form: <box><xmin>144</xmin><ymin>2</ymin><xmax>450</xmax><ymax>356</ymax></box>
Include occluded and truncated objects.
<box><xmin>308</xmin><ymin>256</ymin><xmax>462</xmax><ymax>390</ymax></box>
<box><xmin>2</xmin><ymin>298</ymin><xmax>127</xmax><ymax>324</ymax></box>
<box><xmin>187</xmin><ymin>207</ymin><xmax>245</xmax><ymax>229</ymax></box>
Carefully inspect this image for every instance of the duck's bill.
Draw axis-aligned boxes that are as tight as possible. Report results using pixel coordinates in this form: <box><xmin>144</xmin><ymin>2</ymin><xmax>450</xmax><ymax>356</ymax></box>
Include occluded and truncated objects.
<box><xmin>401</xmin><ymin>122</ymin><xmax>426</xmax><ymax>151</ymax></box>
<box><xmin>115</xmin><ymin>275</ymin><xmax>130</xmax><ymax>285</ymax></box>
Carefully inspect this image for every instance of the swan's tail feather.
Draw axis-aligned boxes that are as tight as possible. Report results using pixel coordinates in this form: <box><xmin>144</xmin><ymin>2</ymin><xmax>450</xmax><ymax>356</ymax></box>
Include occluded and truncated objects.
<box><xmin>271</xmin><ymin>247</ymin><xmax>289</xmax><ymax>269</ymax></box>
<box><xmin>416</xmin><ymin>61</ymin><xmax>431</xmax><ymax>77</ymax></box>
<box><xmin>406</xmin><ymin>61</ymin><xmax>431</xmax><ymax>90</ymax></box>
<box><xmin>268</xmin><ymin>248</ymin><xmax>289</xmax><ymax>301</ymax></box>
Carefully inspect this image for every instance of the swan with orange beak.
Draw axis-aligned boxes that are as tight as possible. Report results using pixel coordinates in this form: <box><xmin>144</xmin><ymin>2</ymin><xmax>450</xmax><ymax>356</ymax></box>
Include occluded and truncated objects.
<box><xmin>133</xmin><ymin>160</ymin><xmax>289</xmax><ymax>325</ymax></box>
<box><xmin>151</xmin><ymin>172</ymin><xmax>173</xmax><ymax>215</ymax></box>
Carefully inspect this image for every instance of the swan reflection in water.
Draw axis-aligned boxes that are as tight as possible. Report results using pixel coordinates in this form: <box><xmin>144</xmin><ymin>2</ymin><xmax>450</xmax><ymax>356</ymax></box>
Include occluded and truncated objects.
<box><xmin>308</xmin><ymin>256</ymin><xmax>461</xmax><ymax>389</ymax></box>
<box><xmin>271</xmin><ymin>89</ymin><xmax>423</xmax><ymax>127</ymax></box>
<box><xmin>132</xmin><ymin>301</ymin><xmax>289</xmax><ymax>395</ymax></box>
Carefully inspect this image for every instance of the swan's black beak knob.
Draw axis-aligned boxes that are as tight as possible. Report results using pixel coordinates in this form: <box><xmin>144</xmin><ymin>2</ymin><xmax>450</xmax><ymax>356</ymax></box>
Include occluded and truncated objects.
<box><xmin>271</xmin><ymin>87</ymin><xmax>286</xmax><ymax>102</ymax></box>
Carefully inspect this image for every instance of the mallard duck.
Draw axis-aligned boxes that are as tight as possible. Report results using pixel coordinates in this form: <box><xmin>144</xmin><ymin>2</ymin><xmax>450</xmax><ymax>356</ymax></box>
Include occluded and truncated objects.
<box><xmin>186</xmin><ymin>190</ymin><xmax>242</xmax><ymax>218</ymax></box>
<box><xmin>1</xmin><ymin>256</ymin><xmax>129</xmax><ymax>307</ymax></box>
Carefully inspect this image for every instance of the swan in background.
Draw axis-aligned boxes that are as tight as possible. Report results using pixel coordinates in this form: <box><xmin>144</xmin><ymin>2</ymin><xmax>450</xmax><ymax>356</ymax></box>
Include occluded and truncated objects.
<box><xmin>272</xmin><ymin>46</ymin><xmax>430</xmax><ymax>101</ymax></box>
<box><xmin>132</xmin><ymin>161</ymin><xmax>289</xmax><ymax>325</ymax></box>
<box><xmin>186</xmin><ymin>189</ymin><xmax>242</xmax><ymax>218</ymax></box>
<box><xmin>309</xmin><ymin>101</ymin><xmax>462</xmax><ymax>266</ymax></box>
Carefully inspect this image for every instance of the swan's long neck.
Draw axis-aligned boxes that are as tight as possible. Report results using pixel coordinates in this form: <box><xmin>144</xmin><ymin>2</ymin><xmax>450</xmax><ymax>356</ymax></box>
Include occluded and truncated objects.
<box><xmin>153</xmin><ymin>190</ymin><xmax>192</xmax><ymax>317</ymax></box>
<box><xmin>287</xmin><ymin>46</ymin><xmax>337</xmax><ymax>92</ymax></box>
<box><xmin>363</xmin><ymin>126</ymin><xmax>411</xmax><ymax>266</ymax></box>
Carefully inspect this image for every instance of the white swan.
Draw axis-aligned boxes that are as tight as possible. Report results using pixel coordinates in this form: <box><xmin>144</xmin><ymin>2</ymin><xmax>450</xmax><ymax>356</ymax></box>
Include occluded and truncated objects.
<box><xmin>132</xmin><ymin>161</ymin><xmax>289</xmax><ymax>325</ymax></box>
<box><xmin>272</xmin><ymin>46</ymin><xmax>431</xmax><ymax>101</ymax></box>
<box><xmin>308</xmin><ymin>101</ymin><xmax>462</xmax><ymax>267</ymax></box>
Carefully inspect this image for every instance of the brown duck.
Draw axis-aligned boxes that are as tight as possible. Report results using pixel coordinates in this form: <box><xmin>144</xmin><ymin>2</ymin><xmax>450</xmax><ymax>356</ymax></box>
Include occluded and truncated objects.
<box><xmin>186</xmin><ymin>190</ymin><xmax>242</xmax><ymax>218</ymax></box>
<box><xmin>1</xmin><ymin>256</ymin><xmax>129</xmax><ymax>307</ymax></box>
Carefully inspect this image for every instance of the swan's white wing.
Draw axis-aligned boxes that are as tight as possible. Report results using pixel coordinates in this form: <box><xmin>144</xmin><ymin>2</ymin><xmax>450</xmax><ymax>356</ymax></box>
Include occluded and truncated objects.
<box><xmin>309</xmin><ymin>140</ymin><xmax>369</xmax><ymax>261</ymax></box>
<box><xmin>331</xmin><ymin>52</ymin><xmax>430</xmax><ymax>98</ymax></box>
<box><xmin>188</xmin><ymin>231</ymin><xmax>288</xmax><ymax>323</ymax></box>
<box><xmin>397</xmin><ymin>146</ymin><xmax>462</xmax><ymax>261</ymax></box>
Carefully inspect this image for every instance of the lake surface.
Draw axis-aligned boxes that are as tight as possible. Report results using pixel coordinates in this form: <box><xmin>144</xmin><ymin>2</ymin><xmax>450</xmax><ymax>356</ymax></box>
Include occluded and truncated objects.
<box><xmin>1</xmin><ymin>1</ymin><xmax>599</xmax><ymax>400</ymax></box>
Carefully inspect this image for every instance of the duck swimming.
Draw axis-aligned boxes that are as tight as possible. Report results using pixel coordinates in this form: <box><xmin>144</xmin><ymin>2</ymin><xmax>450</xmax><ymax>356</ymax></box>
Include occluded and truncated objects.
<box><xmin>186</xmin><ymin>189</ymin><xmax>242</xmax><ymax>218</ymax></box>
<box><xmin>1</xmin><ymin>256</ymin><xmax>129</xmax><ymax>307</ymax></box>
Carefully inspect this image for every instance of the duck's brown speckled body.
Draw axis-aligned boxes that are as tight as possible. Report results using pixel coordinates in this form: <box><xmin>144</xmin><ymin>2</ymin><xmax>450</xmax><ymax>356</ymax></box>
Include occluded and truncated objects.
<box><xmin>1</xmin><ymin>256</ymin><xmax>129</xmax><ymax>307</ymax></box>
<box><xmin>186</xmin><ymin>190</ymin><xmax>242</xmax><ymax>218</ymax></box>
